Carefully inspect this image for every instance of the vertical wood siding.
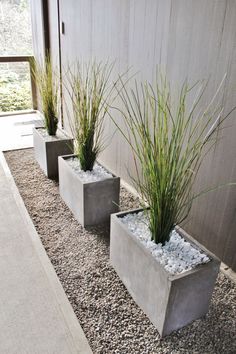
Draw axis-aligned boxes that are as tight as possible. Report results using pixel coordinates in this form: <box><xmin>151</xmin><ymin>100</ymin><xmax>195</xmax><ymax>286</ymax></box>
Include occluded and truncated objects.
<box><xmin>45</xmin><ymin>0</ymin><xmax>236</xmax><ymax>270</ymax></box>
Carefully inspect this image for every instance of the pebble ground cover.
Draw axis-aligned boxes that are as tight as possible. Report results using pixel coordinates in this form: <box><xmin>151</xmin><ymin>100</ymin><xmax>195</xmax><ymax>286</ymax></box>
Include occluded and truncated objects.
<box><xmin>5</xmin><ymin>148</ymin><xmax>236</xmax><ymax>354</ymax></box>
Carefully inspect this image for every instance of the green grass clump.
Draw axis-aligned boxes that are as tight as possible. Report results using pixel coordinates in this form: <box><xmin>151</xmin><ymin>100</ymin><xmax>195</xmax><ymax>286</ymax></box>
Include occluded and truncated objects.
<box><xmin>112</xmin><ymin>75</ymin><xmax>235</xmax><ymax>245</ymax></box>
<box><xmin>66</xmin><ymin>61</ymin><xmax>116</xmax><ymax>171</ymax></box>
<box><xmin>31</xmin><ymin>55</ymin><xmax>59</xmax><ymax>136</ymax></box>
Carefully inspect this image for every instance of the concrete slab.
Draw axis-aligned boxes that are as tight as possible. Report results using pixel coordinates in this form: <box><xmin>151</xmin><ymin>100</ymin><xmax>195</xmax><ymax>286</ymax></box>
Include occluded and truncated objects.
<box><xmin>0</xmin><ymin>112</ymin><xmax>43</xmax><ymax>151</ymax></box>
<box><xmin>0</xmin><ymin>151</ymin><xmax>92</xmax><ymax>354</ymax></box>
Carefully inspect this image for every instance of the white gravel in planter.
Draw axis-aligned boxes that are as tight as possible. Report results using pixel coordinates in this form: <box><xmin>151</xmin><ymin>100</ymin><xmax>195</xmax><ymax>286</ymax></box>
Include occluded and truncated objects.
<box><xmin>120</xmin><ymin>211</ymin><xmax>210</xmax><ymax>275</ymax></box>
<box><xmin>67</xmin><ymin>157</ymin><xmax>113</xmax><ymax>182</ymax></box>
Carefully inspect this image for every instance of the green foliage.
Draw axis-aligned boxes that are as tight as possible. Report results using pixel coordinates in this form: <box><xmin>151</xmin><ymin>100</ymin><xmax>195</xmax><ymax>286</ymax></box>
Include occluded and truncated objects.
<box><xmin>112</xmin><ymin>75</ymin><xmax>235</xmax><ymax>245</ymax></box>
<box><xmin>66</xmin><ymin>61</ymin><xmax>116</xmax><ymax>171</ymax></box>
<box><xmin>31</xmin><ymin>55</ymin><xmax>59</xmax><ymax>136</ymax></box>
<box><xmin>0</xmin><ymin>70</ymin><xmax>31</xmax><ymax>112</ymax></box>
<box><xmin>0</xmin><ymin>0</ymin><xmax>33</xmax><ymax>112</ymax></box>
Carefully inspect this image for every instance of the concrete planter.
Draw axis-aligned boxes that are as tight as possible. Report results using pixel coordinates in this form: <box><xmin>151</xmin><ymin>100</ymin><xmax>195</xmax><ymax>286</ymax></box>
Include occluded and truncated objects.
<box><xmin>58</xmin><ymin>155</ymin><xmax>120</xmax><ymax>227</ymax></box>
<box><xmin>110</xmin><ymin>209</ymin><xmax>220</xmax><ymax>337</ymax></box>
<box><xmin>33</xmin><ymin>127</ymin><xmax>73</xmax><ymax>179</ymax></box>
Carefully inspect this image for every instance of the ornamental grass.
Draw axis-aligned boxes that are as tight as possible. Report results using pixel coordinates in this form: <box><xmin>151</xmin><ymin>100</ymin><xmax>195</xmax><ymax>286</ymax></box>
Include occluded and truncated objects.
<box><xmin>31</xmin><ymin>55</ymin><xmax>59</xmax><ymax>135</ymax></box>
<box><xmin>112</xmin><ymin>74</ymin><xmax>235</xmax><ymax>244</ymax></box>
<box><xmin>65</xmin><ymin>61</ymin><xmax>119</xmax><ymax>171</ymax></box>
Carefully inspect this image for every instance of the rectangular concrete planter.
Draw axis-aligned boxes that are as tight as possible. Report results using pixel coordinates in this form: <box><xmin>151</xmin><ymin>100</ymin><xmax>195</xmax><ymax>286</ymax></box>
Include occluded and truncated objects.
<box><xmin>33</xmin><ymin>127</ymin><xmax>73</xmax><ymax>179</ymax></box>
<box><xmin>110</xmin><ymin>209</ymin><xmax>220</xmax><ymax>337</ymax></box>
<box><xmin>58</xmin><ymin>155</ymin><xmax>120</xmax><ymax>227</ymax></box>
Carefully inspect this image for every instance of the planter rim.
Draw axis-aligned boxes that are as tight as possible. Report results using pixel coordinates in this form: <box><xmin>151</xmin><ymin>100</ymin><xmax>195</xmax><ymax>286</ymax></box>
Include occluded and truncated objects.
<box><xmin>33</xmin><ymin>126</ymin><xmax>74</xmax><ymax>142</ymax></box>
<box><xmin>59</xmin><ymin>154</ymin><xmax>119</xmax><ymax>185</ymax></box>
<box><xmin>111</xmin><ymin>208</ymin><xmax>220</xmax><ymax>281</ymax></box>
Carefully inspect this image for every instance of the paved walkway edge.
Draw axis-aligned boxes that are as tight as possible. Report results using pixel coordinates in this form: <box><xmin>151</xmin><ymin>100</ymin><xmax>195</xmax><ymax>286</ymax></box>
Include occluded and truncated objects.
<box><xmin>0</xmin><ymin>151</ymin><xmax>92</xmax><ymax>354</ymax></box>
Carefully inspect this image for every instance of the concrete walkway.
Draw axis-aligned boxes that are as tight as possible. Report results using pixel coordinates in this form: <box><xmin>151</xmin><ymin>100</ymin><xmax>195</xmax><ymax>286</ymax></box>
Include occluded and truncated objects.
<box><xmin>0</xmin><ymin>112</ymin><xmax>42</xmax><ymax>150</ymax></box>
<box><xmin>0</xmin><ymin>113</ymin><xmax>92</xmax><ymax>353</ymax></box>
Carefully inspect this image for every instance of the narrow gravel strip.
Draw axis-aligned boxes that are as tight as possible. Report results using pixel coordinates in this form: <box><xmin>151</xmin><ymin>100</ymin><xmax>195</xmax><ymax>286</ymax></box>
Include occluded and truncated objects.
<box><xmin>4</xmin><ymin>149</ymin><xmax>236</xmax><ymax>354</ymax></box>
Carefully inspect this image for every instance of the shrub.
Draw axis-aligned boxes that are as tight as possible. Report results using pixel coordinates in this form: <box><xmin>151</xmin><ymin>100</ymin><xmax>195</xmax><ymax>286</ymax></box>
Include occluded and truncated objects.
<box><xmin>0</xmin><ymin>80</ymin><xmax>31</xmax><ymax>112</ymax></box>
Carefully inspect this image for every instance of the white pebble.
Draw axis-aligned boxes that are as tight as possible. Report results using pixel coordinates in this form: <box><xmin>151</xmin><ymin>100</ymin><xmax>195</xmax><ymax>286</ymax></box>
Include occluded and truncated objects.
<box><xmin>67</xmin><ymin>157</ymin><xmax>113</xmax><ymax>182</ymax></box>
<box><xmin>120</xmin><ymin>211</ymin><xmax>210</xmax><ymax>275</ymax></box>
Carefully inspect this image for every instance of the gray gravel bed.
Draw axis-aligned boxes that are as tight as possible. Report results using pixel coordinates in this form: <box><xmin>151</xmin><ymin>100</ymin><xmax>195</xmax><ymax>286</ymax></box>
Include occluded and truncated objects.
<box><xmin>4</xmin><ymin>148</ymin><xmax>236</xmax><ymax>354</ymax></box>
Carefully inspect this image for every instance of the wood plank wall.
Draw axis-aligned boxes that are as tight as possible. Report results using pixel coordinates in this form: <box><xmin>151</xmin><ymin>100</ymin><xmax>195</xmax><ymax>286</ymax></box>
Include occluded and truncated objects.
<box><xmin>43</xmin><ymin>0</ymin><xmax>236</xmax><ymax>270</ymax></box>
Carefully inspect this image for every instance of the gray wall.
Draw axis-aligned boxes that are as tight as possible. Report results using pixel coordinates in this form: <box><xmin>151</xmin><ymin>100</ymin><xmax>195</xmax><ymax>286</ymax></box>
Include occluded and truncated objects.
<box><xmin>41</xmin><ymin>0</ymin><xmax>236</xmax><ymax>270</ymax></box>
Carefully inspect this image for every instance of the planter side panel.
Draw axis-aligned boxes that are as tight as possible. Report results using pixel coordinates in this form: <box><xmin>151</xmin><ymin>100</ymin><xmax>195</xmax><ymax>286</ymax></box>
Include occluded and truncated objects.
<box><xmin>59</xmin><ymin>157</ymin><xmax>84</xmax><ymax>223</ymax></box>
<box><xmin>33</xmin><ymin>128</ymin><xmax>74</xmax><ymax>179</ymax></box>
<box><xmin>46</xmin><ymin>139</ymin><xmax>73</xmax><ymax>179</ymax></box>
<box><xmin>110</xmin><ymin>215</ymin><xmax>170</xmax><ymax>335</ymax></box>
<box><xmin>163</xmin><ymin>261</ymin><xmax>219</xmax><ymax>336</ymax></box>
<box><xmin>84</xmin><ymin>178</ymin><xmax>120</xmax><ymax>226</ymax></box>
<box><xmin>33</xmin><ymin>128</ymin><xmax>47</xmax><ymax>175</ymax></box>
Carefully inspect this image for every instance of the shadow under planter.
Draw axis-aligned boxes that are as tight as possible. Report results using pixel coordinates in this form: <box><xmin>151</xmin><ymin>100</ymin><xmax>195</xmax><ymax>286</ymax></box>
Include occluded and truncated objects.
<box><xmin>110</xmin><ymin>209</ymin><xmax>220</xmax><ymax>337</ymax></box>
<box><xmin>33</xmin><ymin>127</ymin><xmax>73</xmax><ymax>180</ymax></box>
<box><xmin>58</xmin><ymin>154</ymin><xmax>120</xmax><ymax>227</ymax></box>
